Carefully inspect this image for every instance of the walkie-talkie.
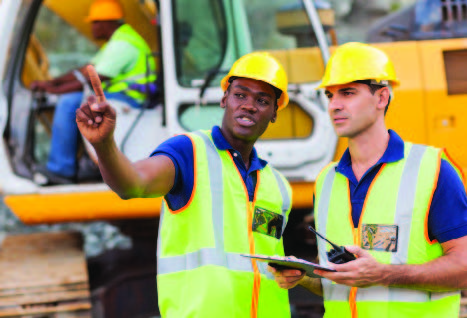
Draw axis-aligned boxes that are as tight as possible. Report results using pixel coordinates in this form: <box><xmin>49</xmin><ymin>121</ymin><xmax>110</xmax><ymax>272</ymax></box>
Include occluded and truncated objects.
<box><xmin>308</xmin><ymin>226</ymin><xmax>356</xmax><ymax>264</ymax></box>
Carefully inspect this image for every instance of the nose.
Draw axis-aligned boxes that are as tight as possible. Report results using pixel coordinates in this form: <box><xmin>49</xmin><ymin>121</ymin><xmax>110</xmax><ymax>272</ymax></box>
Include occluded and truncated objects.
<box><xmin>240</xmin><ymin>100</ymin><xmax>257</xmax><ymax>113</ymax></box>
<box><xmin>328</xmin><ymin>98</ymin><xmax>343</xmax><ymax>112</ymax></box>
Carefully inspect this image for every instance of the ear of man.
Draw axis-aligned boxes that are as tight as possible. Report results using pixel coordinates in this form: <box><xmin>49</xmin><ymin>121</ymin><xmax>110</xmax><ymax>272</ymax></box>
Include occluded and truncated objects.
<box><xmin>220</xmin><ymin>90</ymin><xmax>228</xmax><ymax>109</ymax></box>
<box><xmin>378</xmin><ymin>87</ymin><xmax>390</xmax><ymax>112</ymax></box>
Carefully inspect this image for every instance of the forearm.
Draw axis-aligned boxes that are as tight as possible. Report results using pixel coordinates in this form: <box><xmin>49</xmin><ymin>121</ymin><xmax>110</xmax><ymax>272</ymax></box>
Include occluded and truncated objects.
<box><xmin>51</xmin><ymin>73</ymin><xmax>77</xmax><ymax>85</ymax></box>
<box><xmin>298</xmin><ymin>276</ymin><xmax>323</xmax><ymax>296</ymax></box>
<box><xmin>93</xmin><ymin>139</ymin><xmax>150</xmax><ymax>199</ymax></box>
<box><xmin>51</xmin><ymin>66</ymin><xmax>88</xmax><ymax>85</ymax></box>
<box><xmin>382</xmin><ymin>253</ymin><xmax>467</xmax><ymax>291</ymax></box>
<box><xmin>49</xmin><ymin>80</ymin><xmax>84</xmax><ymax>94</ymax></box>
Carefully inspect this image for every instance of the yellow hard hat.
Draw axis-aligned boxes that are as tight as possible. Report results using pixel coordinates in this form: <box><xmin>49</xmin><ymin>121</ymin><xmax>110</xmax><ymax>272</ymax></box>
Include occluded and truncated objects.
<box><xmin>318</xmin><ymin>42</ymin><xmax>400</xmax><ymax>89</ymax></box>
<box><xmin>85</xmin><ymin>0</ymin><xmax>124</xmax><ymax>22</ymax></box>
<box><xmin>221</xmin><ymin>52</ymin><xmax>289</xmax><ymax>110</ymax></box>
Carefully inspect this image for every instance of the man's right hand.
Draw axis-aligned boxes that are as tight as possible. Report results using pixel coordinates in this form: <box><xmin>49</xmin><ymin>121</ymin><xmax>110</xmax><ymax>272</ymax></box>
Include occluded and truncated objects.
<box><xmin>76</xmin><ymin>95</ymin><xmax>116</xmax><ymax>146</ymax></box>
<box><xmin>268</xmin><ymin>265</ymin><xmax>306</xmax><ymax>290</ymax></box>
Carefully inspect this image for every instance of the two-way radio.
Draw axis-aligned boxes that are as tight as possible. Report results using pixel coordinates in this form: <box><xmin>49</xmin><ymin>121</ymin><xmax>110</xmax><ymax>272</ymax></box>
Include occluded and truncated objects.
<box><xmin>308</xmin><ymin>226</ymin><xmax>356</xmax><ymax>264</ymax></box>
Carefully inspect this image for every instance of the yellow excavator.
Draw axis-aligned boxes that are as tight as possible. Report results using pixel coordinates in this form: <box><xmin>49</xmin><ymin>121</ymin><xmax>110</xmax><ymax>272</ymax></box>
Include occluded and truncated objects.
<box><xmin>0</xmin><ymin>0</ymin><xmax>466</xmax><ymax>317</ymax></box>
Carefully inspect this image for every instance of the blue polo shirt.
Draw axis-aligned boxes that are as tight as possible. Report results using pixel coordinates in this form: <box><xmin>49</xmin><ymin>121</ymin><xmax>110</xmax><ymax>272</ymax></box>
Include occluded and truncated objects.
<box><xmin>335</xmin><ymin>129</ymin><xmax>467</xmax><ymax>243</ymax></box>
<box><xmin>150</xmin><ymin>126</ymin><xmax>268</xmax><ymax>210</ymax></box>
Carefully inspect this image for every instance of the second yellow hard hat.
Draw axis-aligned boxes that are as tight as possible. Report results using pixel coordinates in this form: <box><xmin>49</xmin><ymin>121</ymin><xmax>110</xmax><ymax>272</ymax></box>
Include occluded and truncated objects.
<box><xmin>318</xmin><ymin>42</ymin><xmax>400</xmax><ymax>89</ymax></box>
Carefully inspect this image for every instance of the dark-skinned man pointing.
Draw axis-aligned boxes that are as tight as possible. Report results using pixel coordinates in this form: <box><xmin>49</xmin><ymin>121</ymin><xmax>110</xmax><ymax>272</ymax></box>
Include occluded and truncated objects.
<box><xmin>78</xmin><ymin>53</ymin><xmax>294</xmax><ymax>318</ymax></box>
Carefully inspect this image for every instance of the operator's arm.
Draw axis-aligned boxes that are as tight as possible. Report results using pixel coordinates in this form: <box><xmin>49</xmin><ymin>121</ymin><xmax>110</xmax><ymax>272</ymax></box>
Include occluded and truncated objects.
<box><xmin>49</xmin><ymin>65</ymin><xmax>90</xmax><ymax>85</ymax></box>
<box><xmin>76</xmin><ymin>95</ymin><xmax>174</xmax><ymax>199</ymax></box>
<box><xmin>31</xmin><ymin>65</ymin><xmax>110</xmax><ymax>94</ymax></box>
<box><xmin>49</xmin><ymin>65</ymin><xmax>111</xmax><ymax>94</ymax></box>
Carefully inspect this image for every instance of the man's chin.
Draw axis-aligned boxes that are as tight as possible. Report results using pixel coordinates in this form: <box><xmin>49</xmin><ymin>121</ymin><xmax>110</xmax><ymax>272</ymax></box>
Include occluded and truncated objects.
<box><xmin>334</xmin><ymin>128</ymin><xmax>352</xmax><ymax>138</ymax></box>
<box><xmin>233</xmin><ymin>128</ymin><xmax>259</xmax><ymax>142</ymax></box>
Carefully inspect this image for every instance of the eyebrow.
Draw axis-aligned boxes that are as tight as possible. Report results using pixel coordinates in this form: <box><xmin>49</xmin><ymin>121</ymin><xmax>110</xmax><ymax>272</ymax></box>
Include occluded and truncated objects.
<box><xmin>233</xmin><ymin>84</ymin><xmax>274</xmax><ymax>99</ymax></box>
<box><xmin>325</xmin><ymin>87</ymin><xmax>358</xmax><ymax>96</ymax></box>
<box><xmin>339</xmin><ymin>87</ymin><xmax>358</xmax><ymax>93</ymax></box>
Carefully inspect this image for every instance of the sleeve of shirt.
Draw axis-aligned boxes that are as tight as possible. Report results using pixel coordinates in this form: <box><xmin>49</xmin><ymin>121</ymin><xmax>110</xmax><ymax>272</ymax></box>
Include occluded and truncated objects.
<box><xmin>150</xmin><ymin>135</ymin><xmax>195</xmax><ymax>211</ymax></box>
<box><xmin>93</xmin><ymin>40</ymin><xmax>139</xmax><ymax>78</ymax></box>
<box><xmin>428</xmin><ymin>159</ymin><xmax>467</xmax><ymax>243</ymax></box>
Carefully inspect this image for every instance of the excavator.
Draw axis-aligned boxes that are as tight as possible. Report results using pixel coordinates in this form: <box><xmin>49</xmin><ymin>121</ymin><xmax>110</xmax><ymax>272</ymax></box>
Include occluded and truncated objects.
<box><xmin>0</xmin><ymin>0</ymin><xmax>466</xmax><ymax>317</ymax></box>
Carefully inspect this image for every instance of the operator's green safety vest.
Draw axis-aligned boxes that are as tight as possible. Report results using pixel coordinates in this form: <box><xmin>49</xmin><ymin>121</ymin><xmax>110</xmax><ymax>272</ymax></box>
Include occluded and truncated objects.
<box><xmin>101</xmin><ymin>24</ymin><xmax>156</xmax><ymax>103</ymax></box>
<box><xmin>157</xmin><ymin>130</ymin><xmax>292</xmax><ymax>318</ymax></box>
<box><xmin>314</xmin><ymin>142</ymin><xmax>463</xmax><ymax>318</ymax></box>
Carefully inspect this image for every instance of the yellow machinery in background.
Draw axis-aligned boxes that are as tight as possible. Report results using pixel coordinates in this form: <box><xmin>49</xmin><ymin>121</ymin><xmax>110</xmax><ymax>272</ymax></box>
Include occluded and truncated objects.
<box><xmin>1</xmin><ymin>0</ymin><xmax>466</xmax><ymax>317</ymax></box>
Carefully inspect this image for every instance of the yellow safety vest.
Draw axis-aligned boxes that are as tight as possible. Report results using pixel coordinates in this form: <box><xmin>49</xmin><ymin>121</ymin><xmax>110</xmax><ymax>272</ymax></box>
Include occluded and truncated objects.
<box><xmin>102</xmin><ymin>24</ymin><xmax>156</xmax><ymax>103</ymax></box>
<box><xmin>314</xmin><ymin>142</ymin><xmax>461</xmax><ymax>318</ymax></box>
<box><xmin>157</xmin><ymin>130</ymin><xmax>292</xmax><ymax>318</ymax></box>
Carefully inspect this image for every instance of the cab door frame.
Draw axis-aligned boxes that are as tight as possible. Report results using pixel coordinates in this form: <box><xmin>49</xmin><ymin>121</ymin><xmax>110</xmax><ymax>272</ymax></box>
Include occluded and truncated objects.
<box><xmin>0</xmin><ymin>0</ymin><xmax>39</xmax><ymax>194</ymax></box>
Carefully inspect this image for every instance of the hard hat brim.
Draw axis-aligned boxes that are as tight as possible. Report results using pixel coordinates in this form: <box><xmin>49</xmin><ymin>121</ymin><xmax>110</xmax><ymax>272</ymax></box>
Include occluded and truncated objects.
<box><xmin>221</xmin><ymin>75</ymin><xmax>289</xmax><ymax>111</ymax></box>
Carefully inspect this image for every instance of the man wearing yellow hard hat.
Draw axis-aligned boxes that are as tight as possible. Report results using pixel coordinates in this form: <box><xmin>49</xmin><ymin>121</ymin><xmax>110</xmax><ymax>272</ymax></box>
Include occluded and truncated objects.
<box><xmin>270</xmin><ymin>42</ymin><xmax>467</xmax><ymax>317</ymax></box>
<box><xmin>75</xmin><ymin>51</ymin><xmax>293</xmax><ymax>317</ymax></box>
<box><xmin>32</xmin><ymin>0</ymin><xmax>156</xmax><ymax>185</ymax></box>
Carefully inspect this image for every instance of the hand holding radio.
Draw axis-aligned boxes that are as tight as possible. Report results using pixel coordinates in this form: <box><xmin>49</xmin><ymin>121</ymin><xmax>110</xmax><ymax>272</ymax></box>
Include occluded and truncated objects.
<box><xmin>307</xmin><ymin>226</ymin><xmax>356</xmax><ymax>264</ymax></box>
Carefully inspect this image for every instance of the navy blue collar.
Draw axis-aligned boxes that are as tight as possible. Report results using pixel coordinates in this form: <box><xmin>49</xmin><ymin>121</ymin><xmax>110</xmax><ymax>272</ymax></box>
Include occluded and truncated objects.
<box><xmin>211</xmin><ymin>126</ymin><xmax>268</xmax><ymax>170</ymax></box>
<box><xmin>336</xmin><ymin>129</ymin><xmax>405</xmax><ymax>175</ymax></box>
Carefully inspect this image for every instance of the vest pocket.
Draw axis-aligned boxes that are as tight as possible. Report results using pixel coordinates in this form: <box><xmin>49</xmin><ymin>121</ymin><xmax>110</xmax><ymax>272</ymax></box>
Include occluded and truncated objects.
<box><xmin>252</xmin><ymin>206</ymin><xmax>283</xmax><ymax>239</ymax></box>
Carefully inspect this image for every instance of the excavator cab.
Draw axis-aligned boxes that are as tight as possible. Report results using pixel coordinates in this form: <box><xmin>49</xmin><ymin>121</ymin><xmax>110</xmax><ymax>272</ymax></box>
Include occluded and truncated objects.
<box><xmin>0</xmin><ymin>0</ymin><xmax>337</xmax><ymax>223</ymax></box>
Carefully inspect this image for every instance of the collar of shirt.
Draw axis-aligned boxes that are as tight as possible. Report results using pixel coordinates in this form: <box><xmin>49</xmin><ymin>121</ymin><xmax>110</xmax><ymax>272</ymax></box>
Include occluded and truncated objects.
<box><xmin>335</xmin><ymin>129</ymin><xmax>405</xmax><ymax>184</ymax></box>
<box><xmin>211</xmin><ymin>126</ymin><xmax>268</xmax><ymax>171</ymax></box>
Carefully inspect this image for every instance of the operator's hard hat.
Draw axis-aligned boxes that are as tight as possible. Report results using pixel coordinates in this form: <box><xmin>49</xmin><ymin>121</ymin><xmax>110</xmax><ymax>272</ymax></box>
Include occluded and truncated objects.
<box><xmin>317</xmin><ymin>42</ymin><xmax>400</xmax><ymax>89</ymax></box>
<box><xmin>85</xmin><ymin>0</ymin><xmax>124</xmax><ymax>22</ymax></box>
<box><xmin>221</xmin><ymin>52</ymin><xmax>289</xmax><ymax>110</ymax></box>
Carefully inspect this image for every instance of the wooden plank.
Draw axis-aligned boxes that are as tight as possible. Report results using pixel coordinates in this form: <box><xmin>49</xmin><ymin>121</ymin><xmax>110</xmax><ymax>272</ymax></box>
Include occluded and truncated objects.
<box><xmin>0</xmin><ymin>232</ymin><xmax>88</xmax><ymax>290</ymax></box>
<box><xmin>0</xmin><ymin>283</ymin><xmax>89</xmax><ymax>297</ymax></box>
<box><xmin>0</xmin><ymin>232</ymin><xmax>91</xmax><ymax>317</ymax></box>
<box><xmin>0</xmin><ymin>290</ymin><xmax>90</xmax><ymax>307</ymax></box>
<box><xmin>0</xmin><ymin>302</ymin><xmax>91</xmax><ymax>317</ymax></box>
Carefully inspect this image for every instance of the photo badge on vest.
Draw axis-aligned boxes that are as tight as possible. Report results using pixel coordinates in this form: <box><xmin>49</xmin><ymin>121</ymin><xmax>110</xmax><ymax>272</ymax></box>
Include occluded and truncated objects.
<box><xmin>252</xmin><ymin>207</ymin><xmax>284</xmax><ymax>239</ymax></box>
<box><xmin>361</xmin><ymin>224</ymin><xmax>398</xmax><ymax>252</ymax></box>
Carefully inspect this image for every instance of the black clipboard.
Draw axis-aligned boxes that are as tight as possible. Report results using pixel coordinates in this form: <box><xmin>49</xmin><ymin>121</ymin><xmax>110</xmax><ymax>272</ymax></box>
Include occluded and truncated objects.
<box><xmin>241</xmin><ymin>254</ymin><xmax>336</xmax><ymax>278</ymax></box>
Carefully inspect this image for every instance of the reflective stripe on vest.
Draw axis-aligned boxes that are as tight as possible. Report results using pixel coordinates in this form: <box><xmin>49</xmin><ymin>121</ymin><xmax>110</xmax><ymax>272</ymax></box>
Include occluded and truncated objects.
<box><xmin>315</xmin><ymin>142</ymin><xmax>461</xmax><ymax>317</ymax></box>
<box><xmin>272</xmin><ymin>168</ymin><xmax>291</xmax><ymax>236</ymax></box>
<box><xmin>157</xmin><ymin>130</ymin><xmax>291</xmax><ymax>318</ymax></box>
<box><xmin>101</xmin><ymin>24</ymin><xmax>156</xmax><ymax>102</ymax></box>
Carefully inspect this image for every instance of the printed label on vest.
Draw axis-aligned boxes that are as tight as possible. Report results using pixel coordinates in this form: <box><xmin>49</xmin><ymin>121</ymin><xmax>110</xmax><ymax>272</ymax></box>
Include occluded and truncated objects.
<box><xmin>361</xmin><ymin>224</ymin><xmax>398</xmax><ymax>252</ymax></box>
<box><xmin>252</xmin><ymin>207</ymin><xmax>283</xmax><ymax>239</ymax></box>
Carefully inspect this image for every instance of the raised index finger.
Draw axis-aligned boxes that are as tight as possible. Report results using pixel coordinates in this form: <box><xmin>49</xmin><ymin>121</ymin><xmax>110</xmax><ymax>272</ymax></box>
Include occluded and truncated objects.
<box><xmin>87</xmin><ymin>65</ymin><xmax>106</xmax><ymax>103</ymax></box>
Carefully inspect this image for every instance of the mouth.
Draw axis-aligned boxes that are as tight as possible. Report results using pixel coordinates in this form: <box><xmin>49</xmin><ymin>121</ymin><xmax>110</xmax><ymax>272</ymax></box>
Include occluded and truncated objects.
<box><xmin>236</xmin><ymin>115</ymin><xmax>256</xmax><ymax>127</ymax></box>
<box><xmin>333</xmin><ymin>117</ymin><xmax>347</xmax><ymax>124</ymax></box>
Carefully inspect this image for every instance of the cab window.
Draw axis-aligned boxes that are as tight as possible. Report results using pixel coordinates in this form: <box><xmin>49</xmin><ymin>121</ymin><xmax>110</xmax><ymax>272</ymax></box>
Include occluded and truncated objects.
<box><xmin>172</xmin><ymin>0</ymin><xmax>226</xmax><ymax>87</ymax></box>
<box><xmin>23</xmin><ymin>5</ymin><xmax>97</xmax><ymax>87</ymax></box>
